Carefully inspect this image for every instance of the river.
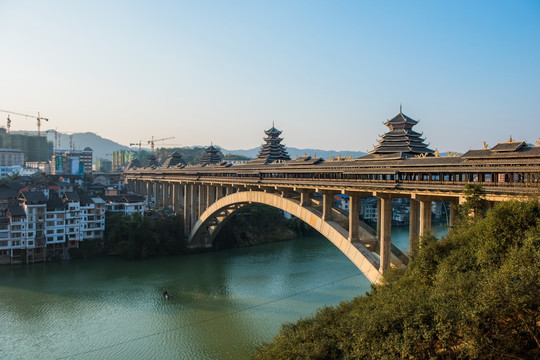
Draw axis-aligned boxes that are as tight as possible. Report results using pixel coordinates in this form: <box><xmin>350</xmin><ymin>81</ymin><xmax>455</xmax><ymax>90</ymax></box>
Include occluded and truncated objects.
<box><xmin>0</xmin><ymin>224</ymin><xmax>447</xmax><ymax>360</ymax></box>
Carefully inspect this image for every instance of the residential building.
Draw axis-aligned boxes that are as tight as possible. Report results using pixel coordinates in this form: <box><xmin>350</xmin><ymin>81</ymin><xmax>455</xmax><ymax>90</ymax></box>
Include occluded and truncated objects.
<box><xmin>0</xmin><ymin>148</ymin><xmax>24</xmax><ymax>179</ymax></box>
<box><xmin>101</xmin><ymin>194</ymin><xmax>146</xmax><ymax>215</ymax></box>
<box><xmin>52</xmin><ymin>147</ymin><xmax>93</xmax><ymax>175</ymax></box>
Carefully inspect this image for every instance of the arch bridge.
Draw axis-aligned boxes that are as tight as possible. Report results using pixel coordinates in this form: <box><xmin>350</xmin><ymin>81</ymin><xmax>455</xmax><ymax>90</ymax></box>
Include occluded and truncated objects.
<box><xmin>124</xmin><ymin>144</ymin><xmax>540</xmax><ymax>284</ymax></box>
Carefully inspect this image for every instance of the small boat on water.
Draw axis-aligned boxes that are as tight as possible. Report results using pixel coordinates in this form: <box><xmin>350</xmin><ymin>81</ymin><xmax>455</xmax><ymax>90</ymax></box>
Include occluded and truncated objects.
<box><xmin>163</xmin><ymin>291</ymin><xmax>170</xmax><ymax>299</ymax></box>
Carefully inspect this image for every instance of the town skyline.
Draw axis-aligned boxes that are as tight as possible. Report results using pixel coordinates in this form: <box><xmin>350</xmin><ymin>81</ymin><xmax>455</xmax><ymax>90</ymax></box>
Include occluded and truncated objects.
<box><xmin>1</xmin><ymin>1</ymin><xmax>539</xmax><ymax>152</ymax></box>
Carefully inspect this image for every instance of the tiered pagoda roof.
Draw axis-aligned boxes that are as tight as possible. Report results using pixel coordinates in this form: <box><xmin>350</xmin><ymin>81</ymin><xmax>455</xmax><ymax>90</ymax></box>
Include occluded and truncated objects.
<box><xmin>370</xmin><ymin>107</ymin><xmax>434</xmax><ymax>157</ymax></box>
<box><xmin>200</xmin><ymin>145</ymin><xmax>224</xmax><ymax>166</ymax></box>
<box><xmin>161</xmin><ymin>151</ymin><xmax>186</xmax><ymax>168</ymax></box>
<box><xmin>125</xmin><ymin>158</ymin><xmax>142</xmax><ymax>170</ymax></box>
<box><xmin>144</xmin><ymin>154</ymin><xmax>161</xmax><ymax>168</ymax></box>
<box><xmin>255</xmin><ymin>124</ymin><xmax>291</xmax><ymax>164</ymax></box>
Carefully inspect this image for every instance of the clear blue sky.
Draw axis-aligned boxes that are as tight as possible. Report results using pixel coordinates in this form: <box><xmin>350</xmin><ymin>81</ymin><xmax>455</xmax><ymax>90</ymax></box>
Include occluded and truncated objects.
<box><xmin>0</xmin><ymin>0</ymin><xmax>539</xmax><ymax>152</ymax></box>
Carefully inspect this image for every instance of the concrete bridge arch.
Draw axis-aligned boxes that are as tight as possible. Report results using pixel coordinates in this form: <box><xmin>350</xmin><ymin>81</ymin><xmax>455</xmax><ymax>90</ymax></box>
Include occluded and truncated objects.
<box><xmin>187</xmin><ymin>191</ymin><xmax>384</xmax><ymax>284</ymax></box>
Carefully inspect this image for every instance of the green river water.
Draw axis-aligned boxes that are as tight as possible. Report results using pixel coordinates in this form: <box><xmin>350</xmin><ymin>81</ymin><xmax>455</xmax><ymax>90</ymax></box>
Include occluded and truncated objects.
<box><xmin>0</xmin><ymin>224</ymin><xmax>447</xmax><ymax>360</ymax></box>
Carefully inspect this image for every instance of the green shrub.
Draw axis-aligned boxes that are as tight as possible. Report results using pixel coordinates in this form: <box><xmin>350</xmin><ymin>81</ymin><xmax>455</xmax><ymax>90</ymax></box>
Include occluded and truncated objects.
<box><xmin>253</xmin><ymin>199</ymin><xmax>540</xmax><ymax>359</ymax></box>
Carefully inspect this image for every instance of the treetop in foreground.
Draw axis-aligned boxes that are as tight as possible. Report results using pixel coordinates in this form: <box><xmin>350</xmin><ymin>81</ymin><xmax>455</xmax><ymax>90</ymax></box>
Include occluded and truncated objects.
<box><xmin>253</xmin><ymin>199</ymin><xmax>540</xmax><ymax>359</ymax></box>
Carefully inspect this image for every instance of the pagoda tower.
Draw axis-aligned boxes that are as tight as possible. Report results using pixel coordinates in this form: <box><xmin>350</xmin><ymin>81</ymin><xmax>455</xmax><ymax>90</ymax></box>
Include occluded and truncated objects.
<box><xmin>144</xmin><ymin>154</ymin><xmax>161</xmax><ymax>168</ymax></box>
<box><xmin>256</xmin><ymin>124</ymin><xmax>291</xmax><ymax>164</ymax></box>
<box><xmin>200</xmin><ymin>145</ymin><xmax>223</xmax><ymax>165</ymax></box>
<box><xmin>161</xmin><ymin>151</ymin><xmax>186</xmax><ymax>168</ymax></box>
<box><xmin>370</xmin><ymin>106</ymin><xmax>434</xmax><ymax>157</ymax></box>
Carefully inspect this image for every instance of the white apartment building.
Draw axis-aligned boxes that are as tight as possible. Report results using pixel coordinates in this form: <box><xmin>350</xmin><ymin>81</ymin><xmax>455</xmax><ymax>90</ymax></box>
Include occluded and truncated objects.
<box><xmin>80</xmin><ymin>197</ymin><xmax>106</xmax><ymax>240</ymax></box>
<box><xmin>0</xmin><ymin>190</ymin><xmax>145</xmax><ymax>264</ymax></box>
<box><xmin>101</xmin><ymin>194</ymin><xmax>146</xmax><ymax>216</ymax></box>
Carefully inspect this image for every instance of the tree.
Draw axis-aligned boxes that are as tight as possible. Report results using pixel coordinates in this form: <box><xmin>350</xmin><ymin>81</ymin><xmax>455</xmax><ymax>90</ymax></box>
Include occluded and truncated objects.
<box><xmin>461</xmin><ymin>183</ymin><xmax>488</xmax><ymax>217</ymax></box>
<box><xmin>253</xmin><ymin>199</ymin><xmax>540</xmax><ymax>359</ymax></box>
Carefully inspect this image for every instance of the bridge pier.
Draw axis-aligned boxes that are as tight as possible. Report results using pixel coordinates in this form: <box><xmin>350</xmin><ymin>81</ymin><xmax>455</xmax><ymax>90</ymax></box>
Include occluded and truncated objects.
<box><xmin>207</xmin><ymin>185</ymin><xmax>216</xmax><ymax>208</ymax></box>
<box><xmin>409</xmin><ymin>198</ymin><xmax>420</xmax><ymax>255</ymax></box>
<box><xmin>348</xmin><ymin>193</ymin><xmax>360</xmax><ymax>242</ymax></box>
<box><xmin>419</xmin><ymin>199</ymin><xmax>432</xmax><ymax>237</ymax></box>
<box><xmin>377</xmin><ymin>194</ymin><xmax>392</xmax><ymax>274</ymax></box>
<box><xmin>184</xmin><ymin>183</ymin><xmax>193</xmax><ymax>237</ymax></box>
<box><xmin>299</xmin><ymin>190</ymin><xmax>310</xmax><ymax>207</ymax></box>
<box><xmin>199</xmin><ymin>184</ymin><xmax>207</xmax><ymax>216</ymax></box>
<box><xmin>162</xmin><ymin>183</ymin><xmax>170</xmax><ymax>209</ymax></box>
<box><xmin>376</xmin><ymin>197</ymin><xmax>382</xmax><ymax>239</ymax></box>
<box><xmin>322</xmin><ymin>190</ymin><xmax>335</xmax><ymax>221</ymax></box>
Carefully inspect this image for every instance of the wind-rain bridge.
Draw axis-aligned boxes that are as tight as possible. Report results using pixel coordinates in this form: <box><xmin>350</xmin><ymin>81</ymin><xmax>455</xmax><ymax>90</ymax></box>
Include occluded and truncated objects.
<box><xmin>123</xmin><ymin>110</ymin><xmax>540</xmax><ymax>283</ymax></box>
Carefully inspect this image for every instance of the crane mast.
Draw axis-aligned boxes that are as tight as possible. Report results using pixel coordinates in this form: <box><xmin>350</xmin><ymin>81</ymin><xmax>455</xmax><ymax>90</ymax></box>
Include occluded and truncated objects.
<box><xmin>130</xmin><ymin>140</ymin><xmax>142</xmax><ymax>153</ymax></box>
<box><xmin>148</xmin><ymin>136</ymin><xmax>175</xmax><ymax>153</ymax></box>
<box><xmin>0</xmin><ymin>109</ymin><xmax>49</xmax><ymax>136</ymax></box>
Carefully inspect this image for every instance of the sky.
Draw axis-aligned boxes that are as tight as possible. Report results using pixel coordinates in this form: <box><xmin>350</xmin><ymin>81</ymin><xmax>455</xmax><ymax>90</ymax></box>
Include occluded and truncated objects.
<box><xmin>0</xmin><ymin>0</ymin><xmax>539</xmax><ymax>153</ymax></box>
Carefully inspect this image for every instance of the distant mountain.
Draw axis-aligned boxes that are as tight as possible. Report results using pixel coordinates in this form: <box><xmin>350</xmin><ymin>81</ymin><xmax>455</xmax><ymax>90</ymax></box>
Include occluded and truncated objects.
<box><xmin>12</xmin><ymin>130</ymin><xmax>366</xmax><ymax>161</ymax></box>
<box><xmin>221</xmin><ymin>147</ymin><xmax>367</xmax><ymax>160</ymax></box>
<box><xmin>12</xmin><ymin>130</ymin><xmax>130</xmax><ymax>160</ymax></box>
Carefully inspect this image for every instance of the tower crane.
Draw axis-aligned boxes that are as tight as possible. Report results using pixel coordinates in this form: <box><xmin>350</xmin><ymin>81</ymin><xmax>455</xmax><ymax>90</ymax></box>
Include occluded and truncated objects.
<box><xmin>0</xmin><ymin>109</ymin><xmax>49</xmax><ymax>136</ymax></box>
<box><xmin>148</xmin><ymin>136</ymin><xmax>175</xmax><ymax>153</ymax></box>
<box><xmin>130</xmin><ymin>140</ymin><xmax>142</xmax><ymax>153</ymax></box>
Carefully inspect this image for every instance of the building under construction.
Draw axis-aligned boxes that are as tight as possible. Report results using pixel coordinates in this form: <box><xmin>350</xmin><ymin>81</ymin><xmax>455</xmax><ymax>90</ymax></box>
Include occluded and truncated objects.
<box><xmin>0</xmin><ymin>128</ymin><xmax>53</xmax><ymax>162</ymax></box>
<box><xmin>112</xmin><ymin>150</ymin><xmax>137</xmax><ymax>171</ymax></box>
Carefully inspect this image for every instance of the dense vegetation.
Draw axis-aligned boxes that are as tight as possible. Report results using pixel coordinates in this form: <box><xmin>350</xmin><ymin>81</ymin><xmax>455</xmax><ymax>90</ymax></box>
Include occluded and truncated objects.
<box><xmin>253</xmin><ymin>198</ymin><xmax>540</xmax><ymax>359</ymax></box>
<box><xmin>71</xmin><ymin>212</ymin><xmax>186</xmax><ymax>259</ymax></box>
<box><xmin>214</xmin><ymin>204</ymin><xmax>315</xmax><ymax>248</ymax></box>
<box><xmin>72</xmin><ymin>204</ymin><xmax>313</xmax><ymax>259</ymax></box>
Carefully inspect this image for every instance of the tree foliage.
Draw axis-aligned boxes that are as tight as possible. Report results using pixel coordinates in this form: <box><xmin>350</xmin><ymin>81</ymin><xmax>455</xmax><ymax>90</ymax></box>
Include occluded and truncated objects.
<box><xmin>102</xmin><ymin>212</ymin><xmax>186</xmax><ymax>259</ymax></box>
<box><xmin>253</xmin><ymin>199</ymin><xmax>540</xmax><ymax>359</ymax></box>
<box><xmin>213</xmin><ymin>204</ymin><xmax>315</xmax><ymax>248</ymax></box>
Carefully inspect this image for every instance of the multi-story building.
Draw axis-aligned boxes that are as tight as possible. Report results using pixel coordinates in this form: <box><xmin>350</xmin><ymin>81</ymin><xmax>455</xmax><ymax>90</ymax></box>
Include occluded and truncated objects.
<box><xmin>112</xmin><ymin>150</ymin><xmax>136</xmax><ymax>171</ymax></box>
<box><xmin>1</xmin><ymin>205</ymin><xmax>27</xmax><ymax>264</ymax></box>
<box><xmin>52</xmin><ymin>148</ymin><xmax>93</xmax><ymax>175</ymax></box>
<box><xmin>79</xmin><ymin>196</ymin><xmax>105</xmax><ymax>241</ymax></box>
<box><xmin>101</xmin><ymin>194</ymin><xmax>146</xmax><ymax>215</ymax></box>
<box><xmin>63</xmin><ymin>192</ymin><xmax>81</xmax><ymax>249</ymax></box>
<box><xmin>0</xmin><ymin>128</ymin><xmax>53</xmax><ymax>162</ymax></box>
<box><xmin>0</xmin><ymin>183</ymin><xmax>147</xmax><ymax>264</ymax></box>
<box><xmin>18</xmin><ymin>191</ymin><xmax>47</xmax><ymax>263</ymax></box>
<box><xmin>0</xmin><ymin>148</ymin><xmax>24</xmax><ymax>179</ymax></box>
<box><xmin>45</xmin><ymin>197</ymin><xmax>67</xmax><ymax>259</ymax></box>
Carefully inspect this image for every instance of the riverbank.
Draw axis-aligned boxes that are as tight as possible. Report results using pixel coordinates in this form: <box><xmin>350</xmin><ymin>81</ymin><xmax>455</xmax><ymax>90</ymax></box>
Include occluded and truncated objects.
<box><xmin>69</xmin><ymin>204</ymin><xmax>315</xmax><ymax>261</ymax></box>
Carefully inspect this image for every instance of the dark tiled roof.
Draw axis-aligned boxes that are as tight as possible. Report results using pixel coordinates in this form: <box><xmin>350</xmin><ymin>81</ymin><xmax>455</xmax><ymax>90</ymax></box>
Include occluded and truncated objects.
<box><xmin>0</xmin><ymin>187</ymin><xmax>19</xmax><ymax>199</ymax></box>
<box><xmin>144</xmin><ymin>155</ymin><xmax>161</xmax><ymax>168</ymax></box>
<box><xmin>200</xmin><ymin>145</ymin><xmax>224</xmax><ymax>166</ymax></box>
<box><xmin>79</xmin><ymin>195</ymin><xmax>94</xmax><ymax>205</ymax></box>
<box><xmin>162</xmin><ymin>151</ymin><xmax>187</xmax><ymax>168</ymax></box>
<box><xmin>5</xmin><ymin>181</ymin><xmax>25</xmax><ymax>190</ymax></box>
<box><xmin>371</xmin><ymin>110</ymin><xmax>434</xmax><ymax>156</ymax></box>
<box><xmin>63</xmin><ymin>192</ymin><xmax>80</xmax><ymax>202</ymax></box>
<box><xmin>19</xmin><ymin>191</ymin><xmax>47</xmax><ymax>203</ymax></box>
<box><xmin>384</xmin><ymin>111</ymin><xmax>418</xmax><ymax>127</ymax></box>
<box><xmin>101</xmin><ymin>194</ymin><xmax>145</xmax><ymax>203</ymax></box>
<box><xmin>491</xmin><ymin>141</ymin><xmax>526</xmax><ymax>152</ymax></box>
<box><xmin>462</xmin><ymin>145</ymin><xmax>540</xmax><ymax>159</ymax></box>
<box><xmin>46</xmin><ymin>198</ymin><xmax>65</xmax><ymax>211</ymax></box>
<box><xmin>7</xmin><ymin>205</ymin><xmax>26</xmax><ymax>217</ymax></box>
<box><xmin>285</xmin><ymin>156</ymin><xmax>324</xmax><ymax>166</ymax></box>
<box><xmin>126</xmin><ymin>158</ymin><xmax>142</xmax><ymax>170</ymax></box>
<box><xmin>256</xmin><ymin>125</ymin><xmax>291</xmax><ymax>164</ymax></box>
